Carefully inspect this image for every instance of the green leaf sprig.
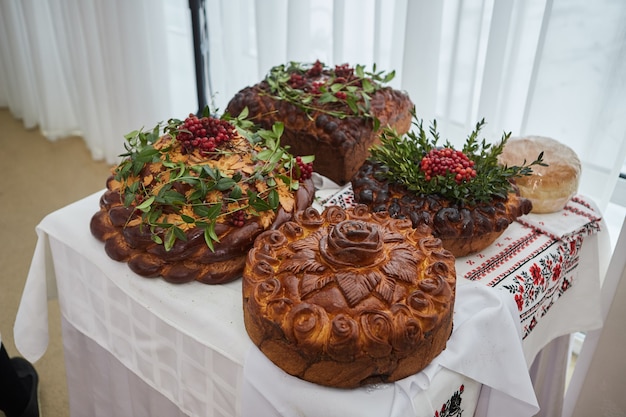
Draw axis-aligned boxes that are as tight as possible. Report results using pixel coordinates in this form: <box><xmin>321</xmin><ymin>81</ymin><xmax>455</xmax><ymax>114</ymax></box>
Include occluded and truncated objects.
<box><xmin>263</xmin><ymin>61</ymin><xmax>395</xmax><ymax>126</ymax></box>
<box><xmin>369</xmin><ymin>116</ymin><xmax>546</xmax><ymax>206</ymax></box>
<box><xmin>113</xmin><ymin>110</ymin><xmax>313</xmax><ymax>251</ymax></box>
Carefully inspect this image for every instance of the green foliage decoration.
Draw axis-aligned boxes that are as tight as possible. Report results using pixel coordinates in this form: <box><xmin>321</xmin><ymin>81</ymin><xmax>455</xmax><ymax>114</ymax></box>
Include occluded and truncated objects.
<box><xmin>369</xmin><ymin>115</ymin><xmax>546</xmax><ymax>206</ymax></box>
<box><xmin>112</xmin><ymin>107</ymin><xmax>313</xmax><ymax>251</ymax></box>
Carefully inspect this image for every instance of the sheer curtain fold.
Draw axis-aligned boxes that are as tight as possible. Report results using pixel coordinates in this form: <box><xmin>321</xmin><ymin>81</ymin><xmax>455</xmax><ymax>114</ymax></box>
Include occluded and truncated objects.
<box><xmin>0</xmin><ymin>0</ymin><xmax>189</xmax><ymax>165</ymax></box>
<box><xmin>286</xmin><ymin>0</ymin><xmax>311</xmax><ymax>62</ymax></box>
<box><xmin>476</xmin><ymin>0</ymin><xmax>514</xmax><ymax>134</ymax></box>
<box><xmin>522</xmin><ymin>0</ymin><xmax>626</xmax><ymax>210</ymax></box>
<box><xmin>255</xmin><ymin>0</ymin><xmax>288</xmax><ymax>78</ymax></box>
<box><xmin>400</xmin><ymin>0</ymin><xmax>444</xmax><ymax>123</ymax></box>
<box><xmin>0</xmin><ymin>0</ymin><xmax>40</xmax><ymax>128</ymax></box>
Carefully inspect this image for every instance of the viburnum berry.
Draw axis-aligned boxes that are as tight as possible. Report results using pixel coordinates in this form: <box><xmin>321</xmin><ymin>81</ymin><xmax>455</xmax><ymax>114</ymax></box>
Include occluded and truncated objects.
<box><xmin>177</xmin><ymin>114</ymin><xmax>235</xmax><ymax>155</ymax></box>
<box><xmin>334</xmin><ymin>91</ymin><xmax>347</xmax><ymax>100</ymax></box>
<box><xmin>307</xmin><ymin>60</ymin><xmax>324</xmax><ymax>77</ymax></box>
<box><xmin>310</xmin><ymin>81</ymin><xmax>325</xmax><ymax>95</ymax></box>
<box><xmin>334</xmin><ymin>63</ymin><xmax>354</xmax><ymax>79</ymax></box>
<box><xmin>230</xmin><ymin>210</ymin><xmax>246</xmax><ymax>227</ymax></box>
<box><xmin>420</xmin><ymin>148</ymin><xmax>476</xmax><ymax>184</ymax></box>
<box><xmin>293</xmin><ymin>156</ymin><xmax>313</xmax><ymax>181</ymax></box>
<box><xmin>288</xmin><ymin>72</ymin><xmax>306</xmax><ymax>89</ymax></box>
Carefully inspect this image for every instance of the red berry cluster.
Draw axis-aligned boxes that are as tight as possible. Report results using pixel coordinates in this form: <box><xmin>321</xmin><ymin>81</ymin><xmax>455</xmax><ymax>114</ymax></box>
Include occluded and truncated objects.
<box><xmin>230</xmin><ymin>210</ymin><xmax>246</xmax><ymax>227</ymax></box>
<box><xmin>293</xmin><ymin>156</ymin><xmax>313</xmax><ymax>181</ymax></box>
<box><xmin>307</xmin><ymin>60</ymin><xmax>324</xmax><ymax>77</ymax></box>
<box><xmin>177</xmin><ymin>114</ymin><xmax>235</xmax><ymax>155</ymax></box>
<box><xmin>311</xmin><ymin>81</ymin><xmax>325</xmax><ymax>95</ymax></box>
<box><xmin>334</xmin><ymin>64</ymin><xmax>362</xmax><ymax>88</ymax></box>
<box><xmin>288</xmin><ymin>72</ymin><xmax>306</xmax><ymax>89</ymax></box>
<box><xmin>420</xmin><ymin>148</ymin><xmax>476</xmax><ymax>183</ymax></box>
<box><xmin>334</xmin><ymin>63</ymin><xmax>354</xmax><ymax>79</ymax></box>
<box><xmin>288</xmin><ymin>62</ymin><xmax>363</xmax><ymax>99</ymax></box>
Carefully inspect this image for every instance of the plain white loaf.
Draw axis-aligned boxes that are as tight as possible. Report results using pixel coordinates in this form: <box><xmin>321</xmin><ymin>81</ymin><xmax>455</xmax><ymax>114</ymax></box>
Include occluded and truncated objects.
<box><xmin>498</xmin><ymin>136</ymin><xmax>581</xmax><ymax>213</ymax></box>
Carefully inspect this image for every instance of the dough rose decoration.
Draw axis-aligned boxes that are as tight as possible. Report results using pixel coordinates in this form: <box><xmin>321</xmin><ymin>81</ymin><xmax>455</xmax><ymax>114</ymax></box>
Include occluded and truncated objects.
<box><xmin>90</xmin><ymin>107</ymin><xmax>316</xmax><ymax>284</ymax></box>
<box><xmin>320</xmin><ymin>220</ymin><xmax>385</xmax><ymax>268</ymax></box>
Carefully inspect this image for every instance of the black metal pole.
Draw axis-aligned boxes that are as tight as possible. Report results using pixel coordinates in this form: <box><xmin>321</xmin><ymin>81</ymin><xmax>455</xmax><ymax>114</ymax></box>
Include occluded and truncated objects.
<box><xmin>189</xmin><ymin>0</ymin><xmax>207</xmax><ymax>115</ymax></box>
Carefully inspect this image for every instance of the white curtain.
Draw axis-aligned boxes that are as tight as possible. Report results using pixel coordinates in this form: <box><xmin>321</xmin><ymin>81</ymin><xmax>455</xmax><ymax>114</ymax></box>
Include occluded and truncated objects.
<box><xmin>204</xmin><ymin>0</ymin><xmax>626</xmax><ymax>211</ymax></box>
<box><xmin>0</xmin><ymin>0</ymin><xmax>197</xmax><ymax>165</ymax></box>
<box><xmin>1</xmin><ymin>0</ymin><xmax>625</xmax><ymax>210</ymax></box>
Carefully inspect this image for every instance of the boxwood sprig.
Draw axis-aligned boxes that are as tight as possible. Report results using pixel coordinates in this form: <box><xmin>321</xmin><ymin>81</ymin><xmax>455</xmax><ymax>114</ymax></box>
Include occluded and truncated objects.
<box><xmin>369</xmin><ymin>116</ymin><xmax>546</xmax><ymax>206</ymax></box>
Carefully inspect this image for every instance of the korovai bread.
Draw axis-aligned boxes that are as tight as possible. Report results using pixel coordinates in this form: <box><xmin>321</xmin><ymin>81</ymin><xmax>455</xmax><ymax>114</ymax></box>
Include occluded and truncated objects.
<box><xmin>90</xmin><ymin>112</ymin><xmax>315</xmax><ymax>284</ymax></box>
<box><xmin>352</xmin><ymin>160</ymin><xmax>533</xmax><ymax>257</ymax></box>
<box><xmin>226</xmin><ymin>61</ymin><xmax>414</xmax><ymax>185</ymax></box>
<box><xmin>351</xmin><ymin>117</ymin><xmax>540</xmax><ymax>257</ymax></box>
<box><xmin>242</xmin><ymin>205</ymin><xmax>456</xmax><ymax>388</ymax></box>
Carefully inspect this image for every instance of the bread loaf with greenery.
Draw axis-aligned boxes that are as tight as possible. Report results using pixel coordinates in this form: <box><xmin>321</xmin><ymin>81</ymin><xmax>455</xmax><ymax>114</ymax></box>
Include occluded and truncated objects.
<box><xmin>226</xmin><ymin>61</ymin><xmax>413</xmax><ymax>185</ymax></box>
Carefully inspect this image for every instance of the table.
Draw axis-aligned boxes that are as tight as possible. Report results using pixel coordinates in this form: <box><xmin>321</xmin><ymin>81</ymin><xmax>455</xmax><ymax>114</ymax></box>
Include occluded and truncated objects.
<box><xmin>14</xmin><ymin>179</ymin><xmax>605</xmax><ymax>417</ymax></box>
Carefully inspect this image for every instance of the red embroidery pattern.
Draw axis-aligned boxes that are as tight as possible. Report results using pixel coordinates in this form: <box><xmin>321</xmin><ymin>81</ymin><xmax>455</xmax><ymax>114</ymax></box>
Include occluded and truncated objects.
<box><xmin>319</xmin><ymin>185</ymin><xmax>355</xmax><ymax>209</ymax></box>
<box><xmin>571</xmin><ymin>195</ymin><xmax>596</xmax><ymax>212</ymax></box>
<box><xmin>434</xmin><ymin>384</ymin><xmax>464</xmax><ymax>417</ymax></box>
<box><xmin>564</xmin><ymin>205</ymin><xmax>601</xmax><ymax>225</ymax></box>
<box><xmin>516</xmin><ymin>196</ymin><xmax>602</xmax><ymax>241</ymax></box>
<box><xmin>486</xmin><ymin>238</ymin><xmax>555</xmax><ymax>287</ymax></box>
<box><xmin>462</xmin><ymin>231</ymin><xmax>545</xmax><ymax>283</ymax></box>
<box><xmin>502</xmin><ymin>234</ymin><xmax>583</xmax><ymax>338</ymax></box>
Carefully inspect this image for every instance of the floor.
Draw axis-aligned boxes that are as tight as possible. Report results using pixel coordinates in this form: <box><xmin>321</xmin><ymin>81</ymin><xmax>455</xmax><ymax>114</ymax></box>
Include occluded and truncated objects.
<box><xmin>0</xmin><ymin>108</ymin><xmax>112</xmax><ymax>417</ymax></box>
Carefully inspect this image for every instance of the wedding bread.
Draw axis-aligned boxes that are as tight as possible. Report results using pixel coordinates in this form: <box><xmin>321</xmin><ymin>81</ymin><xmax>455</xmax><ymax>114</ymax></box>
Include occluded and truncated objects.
<box><xmin>226</xmin><ymin>61</ymin><xmax>414</xmax><ymax>185</ymax></box>
<box><xmin>351</xmin><ymin>118</ymin><xmax>538</xmax><ymax>257</ymax></box>
<box><xmin>498</xmin><ymin>136</ymin><xmax>581</xmax><ymax>213</ymax></box>
<box><xmin>352</xmin><ymin>161</ymin><xmax>532</xmax><ymax>257</ymax></box>
<box><xmin>242</xmin><ymin>205</ymin><xmax>456</xmax><ymax>388</ymax></box>
<box><xmin>90</xmin><ymin>113</ymin><xmax>316</xmax><ymax>284</ymax></box>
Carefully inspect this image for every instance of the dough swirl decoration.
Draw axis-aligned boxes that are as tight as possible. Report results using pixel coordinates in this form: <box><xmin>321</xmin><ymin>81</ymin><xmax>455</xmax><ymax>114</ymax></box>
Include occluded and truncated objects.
<box><xmin>90</xmin><ymin>112</ymin><xmax>316</xmax><ymax>284</ymax></box>
<box><xmin>243</xmin><ymin>205</ymin><xmax>456</xmax><ymax>388</ymax></box>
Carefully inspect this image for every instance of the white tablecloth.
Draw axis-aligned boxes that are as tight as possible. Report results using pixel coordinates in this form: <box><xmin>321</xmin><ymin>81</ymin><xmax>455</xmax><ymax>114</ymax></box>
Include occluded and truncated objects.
<box><xmin>14</xmin><ymin>183</ymin><xmax>605</xmax><ymax>416</ymax></box>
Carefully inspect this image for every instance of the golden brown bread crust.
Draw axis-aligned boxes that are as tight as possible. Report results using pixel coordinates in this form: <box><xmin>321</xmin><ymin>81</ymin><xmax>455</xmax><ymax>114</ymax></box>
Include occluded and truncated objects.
<box><xmin>498</xmin><ymin>136</ymin><xmax>581</xmax><ymax>213</ymax></box>
<box><xmin>242</xmin><ymin>205</ymin><xmax>456</xmax><ymax>388</ymax></box>
<box><xmin>91</xmin><ymin>176</ymin><xmax>315</xmax><ymax>284</ymax></box>
<box><xmin>226</xmin><ymin>82</ymin><xmax>413</xmax><ymax>185</ymax></box>
<box><xmin>351</xmin><ymin>160</ymin><xmax>533</xmax><ymax>257</ymax></box>
<box><xmin>90</xmin><ymin>127</ymin><xmax>317</xmax><ymax>285</ymax></box>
